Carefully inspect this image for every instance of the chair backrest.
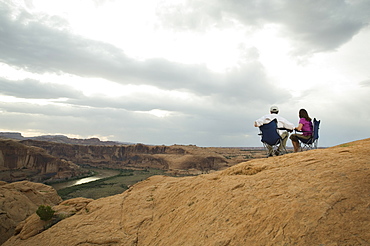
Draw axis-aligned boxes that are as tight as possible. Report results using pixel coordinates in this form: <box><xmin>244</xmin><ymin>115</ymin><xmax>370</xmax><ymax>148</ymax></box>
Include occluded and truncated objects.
<box><xmin>259</xmin><ymin>119</ymin><xmax>281</xmax><ymax>146</ymax></box>
<box><xmin>312</xmin><ymin>118</ymin><xmax>320</xmax><ymax>140</ymax></box>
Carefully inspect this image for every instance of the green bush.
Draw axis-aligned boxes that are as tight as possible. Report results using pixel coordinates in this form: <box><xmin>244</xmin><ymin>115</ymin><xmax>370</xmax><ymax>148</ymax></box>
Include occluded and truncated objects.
<box><xmin>36</xmin><ymin>205</ymin><xmax>55</xmax><ymax>221</ymax></box>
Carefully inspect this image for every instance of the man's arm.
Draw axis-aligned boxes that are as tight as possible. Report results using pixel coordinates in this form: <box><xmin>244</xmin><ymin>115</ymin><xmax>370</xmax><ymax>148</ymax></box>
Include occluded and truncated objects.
<box><xmin>254</xmin><ymin>117</ymin><xmax>266</xmax><ymax>127</ymax></box>
<box><xmin>280</xmin><ymin>117</ymin><xmax>295</xmax><ymax>130</ymax></box>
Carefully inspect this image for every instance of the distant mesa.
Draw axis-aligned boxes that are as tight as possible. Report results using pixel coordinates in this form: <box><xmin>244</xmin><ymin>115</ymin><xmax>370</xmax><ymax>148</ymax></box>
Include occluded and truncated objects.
<box><xmin>0</xmin><ymin>132</ymin><xmax>132</xmax><ymax>146</ymax></box>
<box><xmin>0</xmin><ymin>132</ymin><xmax>24</xmax><ymax>140</ymax></box>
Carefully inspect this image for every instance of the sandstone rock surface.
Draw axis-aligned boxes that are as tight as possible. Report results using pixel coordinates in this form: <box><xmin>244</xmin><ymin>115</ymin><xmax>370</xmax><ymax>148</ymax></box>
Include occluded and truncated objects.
<box><xmin>0</xmin><ymin>181</ymin><xmax>62</xmax><ymax>245</ymax></box>
<box><xmin>4</xmin><ymin>139</ymin><xmax>370</xmax><ymax>246</ymax></box>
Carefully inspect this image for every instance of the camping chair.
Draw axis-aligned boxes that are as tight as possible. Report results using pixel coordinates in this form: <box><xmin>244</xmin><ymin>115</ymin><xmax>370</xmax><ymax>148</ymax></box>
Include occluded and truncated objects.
<box><xmin>258</xmin><ymin>119</ymin><xmax>287</xmax><ymax>157</ymax></box>
<box><xmin>296</xmin><ymin>118</ymin><xmax>321</xmax><ymax>151</ymax></box>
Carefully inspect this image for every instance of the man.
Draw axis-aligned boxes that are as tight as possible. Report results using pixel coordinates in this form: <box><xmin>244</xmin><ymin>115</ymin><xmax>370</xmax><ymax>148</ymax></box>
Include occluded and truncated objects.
<box><xmin>254</xmin><ymin>106</ymin><xmax>294</xmax><ymax>156</ymax></box>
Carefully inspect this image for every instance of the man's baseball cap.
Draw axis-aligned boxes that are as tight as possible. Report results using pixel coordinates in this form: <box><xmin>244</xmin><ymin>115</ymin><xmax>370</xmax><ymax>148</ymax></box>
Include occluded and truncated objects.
<box><xmin>270</xmin><ymin>105</ymin><xmax>279</xmax><ymax>113</ymax></box>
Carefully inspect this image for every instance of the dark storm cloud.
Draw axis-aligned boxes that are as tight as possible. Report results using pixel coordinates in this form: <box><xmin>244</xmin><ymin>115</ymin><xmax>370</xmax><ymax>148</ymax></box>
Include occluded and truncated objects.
<box><xmin>0</xmin><ymin>78</ymin><xmax>83</xmax><ymax>99</ymax></box>
<box><xmin>157</xmin><ymin>0</ymin><xmax>370</xmax><ymax>54</ymax></box>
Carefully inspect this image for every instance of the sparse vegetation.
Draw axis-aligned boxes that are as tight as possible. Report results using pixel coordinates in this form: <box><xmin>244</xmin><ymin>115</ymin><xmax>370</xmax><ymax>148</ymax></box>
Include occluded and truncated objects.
<box><xmin>36</xmin><ymin>205</ymin><xmax>55</xmax><ymax>221</ymax></box>
<box><xmin>340</xmin><ymin>144</ymin><xmax>351</xmax><ymax>147</ymax></box>
<box><xmin>35</xmin><ymin>202</ymin><xmax>81</xmax><ymax>230</ymax></box>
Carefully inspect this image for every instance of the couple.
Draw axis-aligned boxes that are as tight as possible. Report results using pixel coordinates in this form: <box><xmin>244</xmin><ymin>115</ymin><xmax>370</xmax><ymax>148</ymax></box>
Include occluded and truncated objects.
<box><xmin>254</xmin><ymin>106</ymin><xmax>313</xmax><ymax>155</ymax></box>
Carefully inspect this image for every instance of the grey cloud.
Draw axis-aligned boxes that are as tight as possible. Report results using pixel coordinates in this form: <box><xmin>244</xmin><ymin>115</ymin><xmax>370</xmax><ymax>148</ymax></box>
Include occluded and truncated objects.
<box><xmin>0</xmin><ymin>4</ymin><xmax>135</xmax><ymax>77</ymax></box>
<box><xmin>0</xmin><ymin>99</ymin><xmax>254</xmax><ymax>146</ymax></box>
<box><xmin>156</xmin><ymin>1</ymin><xmax>224</xmax><ymax>31</ymax></box>
<box><xmin>0</xmin><ymin>3</ymin><xmax>287</xmax><ymax>104</ymax></box>
<box><xmin>0</xmin><ymin>78</ymin><xmax>83</xmax><ymax>99</ymax></box>
<box><xmin>274</xmin><ymin>0</ymin><xmax>370</xmax><ymax>54</ymax></box>
<box><xmin>157</xmin><ymin>0</ymin><xmax>370</xmax><ymax>54</ymax></box>
<box><xmin>0</xmin><ymin>76</ymin><xmax>263</xmax><ymax>146</ymax></box>
<box><xmin>0</xmin><ymin>101</ymin><xmax>85</xmax><ymax>117</ymax></box>
<box><xmin>0</xmin><ymin>105</ymin><xmax>126</xmax><ymax>139</ymax></box>
<box><xmin>359</xmin><ymin>80</ymin><xmax>370</xmax><ymax>87</ymax></box>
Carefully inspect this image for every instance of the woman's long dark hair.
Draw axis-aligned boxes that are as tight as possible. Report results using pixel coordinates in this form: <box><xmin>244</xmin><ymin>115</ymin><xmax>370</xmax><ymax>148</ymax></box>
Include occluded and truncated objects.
<box><xmin>299</xmin><ymin>109</ymin><xmax>312</xmax><ymax>122</ymax></box>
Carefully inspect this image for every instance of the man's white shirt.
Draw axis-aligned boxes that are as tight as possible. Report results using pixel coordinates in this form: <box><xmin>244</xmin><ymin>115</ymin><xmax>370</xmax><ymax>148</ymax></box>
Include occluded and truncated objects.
<box><xmin>255</xmin><ymin>114</ymin><xmax>294</xmax><ymax>134</ymax></box>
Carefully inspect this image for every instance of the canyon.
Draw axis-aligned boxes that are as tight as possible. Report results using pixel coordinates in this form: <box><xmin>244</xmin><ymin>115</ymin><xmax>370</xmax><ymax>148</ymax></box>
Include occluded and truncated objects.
<box><xmin>0</xmin><ymin>139</ymin><xmax>88</xmax><ymax>183</ymax></box>
<box><xmin>20</xmin><ymin>140</ymin><xmax>233</xmax><ymax>174</ymax></box>
<box><xmin>1</xmin><ymin>133</ymin><xmax>257</xmax><ymax>179</ymax></box>
<box><xmin>2</xmin><ymin>138</ymin><xmax>370</xmax><ymax>245</ymax></box>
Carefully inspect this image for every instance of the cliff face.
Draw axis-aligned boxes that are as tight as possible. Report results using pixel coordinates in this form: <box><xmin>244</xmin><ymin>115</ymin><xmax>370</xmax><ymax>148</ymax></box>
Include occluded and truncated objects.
<box><xmin>4</xmin><ymin>139</ymin><xmax>370</xmax><ymax>246</ymax></box>
<box><xmin>0</xmin><ymin>139</ymin><xmax>88</xmax><ymax>182</ymax></box>
<box><xmin>0</xmin><ymin>181</ymin><xmax>62</xmax><ymax>245</ymax></box>
<box><xmin>20</xmin><ymin>140</ymin><xmax>230</xmax><ymax>173</ymax></box>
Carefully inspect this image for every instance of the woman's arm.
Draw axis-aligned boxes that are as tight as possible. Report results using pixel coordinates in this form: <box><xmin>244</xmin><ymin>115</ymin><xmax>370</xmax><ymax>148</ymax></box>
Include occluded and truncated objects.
<box><xmin>295</xmin><ymin>123</ymin><xmax>303</xmax><ymax>131</ymax></box>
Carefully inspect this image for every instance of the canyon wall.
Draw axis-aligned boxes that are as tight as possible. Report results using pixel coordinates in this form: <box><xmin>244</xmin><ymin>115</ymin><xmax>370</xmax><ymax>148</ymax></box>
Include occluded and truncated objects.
<box><xmin>20</xmin><ymin>140</ymin><xmax>230</xmax><ymax>174</ymax></box>
<box><xmin>0</xmin><ymin>139</ymin><xmax>88</xmax><ymax>182</ymax></box>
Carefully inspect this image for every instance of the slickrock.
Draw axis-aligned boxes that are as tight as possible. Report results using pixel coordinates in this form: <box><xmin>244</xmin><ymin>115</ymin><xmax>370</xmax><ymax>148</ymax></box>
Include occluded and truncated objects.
<box><xmin>4</xmin><ymin>139</ymin><xmax>370</xmax><ymax>246</ymax></box>
<box><xmin>0</xmin><ymin>181</ymin><xmax>62</xmax><ymax>245</ymax></box>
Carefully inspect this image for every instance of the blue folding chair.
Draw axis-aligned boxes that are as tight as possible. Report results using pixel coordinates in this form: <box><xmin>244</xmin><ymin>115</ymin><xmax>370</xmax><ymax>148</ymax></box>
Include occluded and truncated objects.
<box><xmin>297</xmin><ymin>118</ymin><xmax>320</xmax><ymax>150</ymax></box>
<box><xmin>258</xmin><ymin>119</ymin><xmax>287</xmax><ymax>157</ymax></box>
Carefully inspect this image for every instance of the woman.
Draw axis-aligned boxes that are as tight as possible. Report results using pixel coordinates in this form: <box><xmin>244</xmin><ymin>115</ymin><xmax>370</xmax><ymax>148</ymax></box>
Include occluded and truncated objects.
<box><xmin>290</xmin><ymin>109</ymin><xmax>313</xmax><ymax>152</ymax></box>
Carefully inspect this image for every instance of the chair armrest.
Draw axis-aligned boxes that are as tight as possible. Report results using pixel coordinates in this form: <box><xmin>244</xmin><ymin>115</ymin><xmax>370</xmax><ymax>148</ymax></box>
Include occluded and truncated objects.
<box><xmin>278</xmin><ymin>128</ymin><xmax>293</xmax><ymax>132</ymax></box>
<box><xmin>294</xmin><ymin>130</ymin><xmax>313</xmax><ymax>134</ymax></box>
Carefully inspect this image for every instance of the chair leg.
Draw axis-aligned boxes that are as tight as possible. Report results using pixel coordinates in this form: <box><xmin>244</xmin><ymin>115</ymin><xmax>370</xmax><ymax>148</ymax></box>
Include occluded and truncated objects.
<box><xmin>267</xmin><ymin>144</ymin><xmax>274</xmax><ymax>157</ymax></box>
<box><xmin>314</xmin><ymin>141</ymin><xmax>318</xmax><ymax>149</ymax></box>
<box><xmin>262</xmin><ymin>143</ymin><xmax>274</xmax><ymax>157</ymax></box>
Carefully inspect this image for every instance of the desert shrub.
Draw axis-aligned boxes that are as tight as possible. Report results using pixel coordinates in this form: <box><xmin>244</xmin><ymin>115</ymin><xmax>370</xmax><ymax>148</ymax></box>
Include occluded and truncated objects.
<box><xmin>36</xmin><ymin>205</ymin><xmax>55</xmax><ymax>221</ymax></box>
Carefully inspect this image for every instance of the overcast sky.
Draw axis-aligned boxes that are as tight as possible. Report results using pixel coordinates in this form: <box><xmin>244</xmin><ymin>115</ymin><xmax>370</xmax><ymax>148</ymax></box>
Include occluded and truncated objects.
<box><xmin>0</xmin><ymin>0</ymin><xmax>369</xmax><ymax>147</ymax></box>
